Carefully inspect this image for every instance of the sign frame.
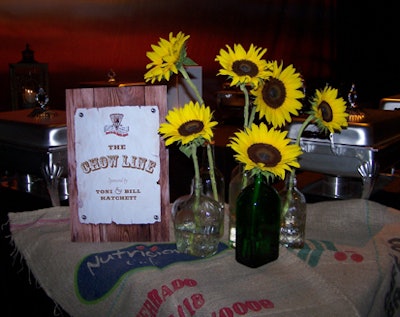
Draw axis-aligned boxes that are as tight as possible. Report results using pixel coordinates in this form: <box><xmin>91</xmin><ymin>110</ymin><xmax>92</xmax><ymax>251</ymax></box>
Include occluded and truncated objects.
<box><xmin>66</xmin><ymin>85</ymin><xmax>170</xmax><ymax>242</ymax></box>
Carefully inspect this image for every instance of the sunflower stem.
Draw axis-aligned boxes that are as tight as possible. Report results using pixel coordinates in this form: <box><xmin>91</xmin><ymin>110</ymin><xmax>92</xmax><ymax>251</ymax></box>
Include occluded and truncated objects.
<box><xmin>187</xmin><ymin>142</ymin><xmax>201</xmax><ymax>256</ymax></box>
<box><xmin>283</xmin><ymin>114</ymin><xmax>314</xmax><ymax>217</ymax></box>
<box><xmin>248</xmin><ymin>104</ymin><xmax>257</xmax><ymax>128</ymax></box>
<box><xmin>179</xmin><ymin>66</ymin><xmax>205</xmax><ymax>106</ymax></box>
<box><xmin>295</xmin><ymin>114</ymin><xmax>314</xmax><ymax>147</ymax></box>
<box><xmin>206</xmin><ymin>143</ymin><xmax>219</xmax><ymax>202</ymax></box>
<box><xmin>192</xmin><ymin>142</ymin><xmax>201</xmax><ymax>214</ymax></box>
<box><xmin>282</xmin><ymin>170</ymin><xmax>295</xmax><ymax>218</ymax></box>
<box><xmin>240</xmin><ymin>84</ymin><xmax>250</xmax><ymax>128</ymax></box>
<box><xmin>248</xmin><ymin>172</ymin><xmax>263</xmax><ymax>254</ymax></box>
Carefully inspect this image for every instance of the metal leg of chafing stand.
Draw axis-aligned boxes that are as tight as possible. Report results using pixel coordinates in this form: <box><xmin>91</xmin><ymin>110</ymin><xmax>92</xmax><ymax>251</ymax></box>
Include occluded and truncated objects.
<box><xmin>41</xmin><ymin>163</ymin><xmax>63</xmax><ymax>207</ymax></box>
<box><xmin>358</xmin><ymin>160</ymin><xmax>379</xmax><ymax>199</ymax></box>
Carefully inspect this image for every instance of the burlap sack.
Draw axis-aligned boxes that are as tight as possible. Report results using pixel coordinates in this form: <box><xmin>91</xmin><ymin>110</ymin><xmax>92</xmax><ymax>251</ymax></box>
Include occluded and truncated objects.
<box><xmin>8</xmin><ymin>199</ymin><xmax>400</xmax><ymax>316</ymax></box>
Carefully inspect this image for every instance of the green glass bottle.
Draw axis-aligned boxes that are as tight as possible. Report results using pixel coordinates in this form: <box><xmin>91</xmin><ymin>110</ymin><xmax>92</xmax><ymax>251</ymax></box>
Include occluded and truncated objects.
<box><xmin>228</xmin><ymin>164</ymin><xmax>253</xmax><ymax>248</ymax></box>
<box><xmin>235</xmin><ymin>173</ymin><xmax>281</xmax><ymax>268</ymax></box>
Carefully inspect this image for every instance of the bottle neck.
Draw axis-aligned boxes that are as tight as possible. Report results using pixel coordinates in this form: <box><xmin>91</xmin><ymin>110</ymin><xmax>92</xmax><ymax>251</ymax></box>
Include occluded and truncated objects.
<box><xmin>200</xmin><ymin>143</ymin><xmax>216</xmax><ymax>171</ymax></box>
<box><xmin>254</xmin><ymin>172</ymin><xmax>265</xmax><ymax>187</ymax></box>
<box><xmin>191</xmin><ymin>173</ymin><xmax>207</xmax><ymax>193</ymax></box>
<box><xmin>285</xmin><ymin>171</ymin><xmax>297</xmax><ymax>189</ymax></box>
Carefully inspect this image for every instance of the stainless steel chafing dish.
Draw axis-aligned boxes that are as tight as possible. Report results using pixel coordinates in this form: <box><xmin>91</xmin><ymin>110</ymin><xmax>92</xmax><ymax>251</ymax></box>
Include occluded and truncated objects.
<box><xmin>287</xmin><ymin>108</ymin><xmax>400</xmax><ymax>199</ymax></box>
<box><xmin>0</xmin><ymin>109</ymin><xmax>68</xmax><ymax>200</ymax></box>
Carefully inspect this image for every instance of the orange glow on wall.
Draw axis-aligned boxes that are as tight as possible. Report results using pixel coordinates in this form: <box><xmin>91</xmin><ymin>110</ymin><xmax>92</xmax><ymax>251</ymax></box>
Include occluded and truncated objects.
<box><xmin>0</xmin><ymin>0</ymin><xmax>337</xmax><ymax>110</ymax></box>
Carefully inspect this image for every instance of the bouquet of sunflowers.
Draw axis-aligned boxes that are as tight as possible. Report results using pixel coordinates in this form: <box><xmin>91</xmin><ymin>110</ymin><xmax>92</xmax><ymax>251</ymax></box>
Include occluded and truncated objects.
<box><xmin>144</xmin><ymin>31</ymin><xmax>349</xmax><ymax>261</ymax></box>
<box><xmin>214</xmin><ymin>42</ymin><xmax>348</xmax><ymax>255</ymax></box>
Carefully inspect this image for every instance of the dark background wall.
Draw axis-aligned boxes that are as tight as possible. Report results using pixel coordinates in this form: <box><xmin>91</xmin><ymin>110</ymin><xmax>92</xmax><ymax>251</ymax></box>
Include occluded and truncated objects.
<box><xmin>0</xmin><ymin>0</ymin><xmax>399</xmax><ymax>111</ymax></box>
<box><xmin>336</xmin><ymin>1</ymin><xmax>400</xmax><ymax>107</ymax></box>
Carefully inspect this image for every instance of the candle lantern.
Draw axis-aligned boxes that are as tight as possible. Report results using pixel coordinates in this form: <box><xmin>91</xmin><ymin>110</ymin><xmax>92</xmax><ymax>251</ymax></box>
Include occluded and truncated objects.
<box><xmin>9</xmin><ymin>44</ymin><xmax>49</xmax><ymax>110</ymax></box>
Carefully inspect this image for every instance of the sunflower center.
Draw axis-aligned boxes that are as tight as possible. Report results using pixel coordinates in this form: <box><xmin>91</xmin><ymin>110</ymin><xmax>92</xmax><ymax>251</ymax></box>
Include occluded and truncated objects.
<box><xmin>247</xmin><ymin>143</ymin><xmax>281</xmax><ymax>167</ymax></box>
<box><xmin>262</xmin><ymin>78</ymin><xmax>286</xmax><ymax>109</ymax></box>
<box><xmin>318</xmin><ymin>101</ymin><xmax>333</xmax><ymax>122</ymax></box>
<box><xmin>232</xmin><ymin>59</ymin><xmax>258</xmax><ymax>77</ymax></box>
<box><xmin>178</xmin><ymin>120</ymin><xmax>204</xmax><ymax>136</ymax></box>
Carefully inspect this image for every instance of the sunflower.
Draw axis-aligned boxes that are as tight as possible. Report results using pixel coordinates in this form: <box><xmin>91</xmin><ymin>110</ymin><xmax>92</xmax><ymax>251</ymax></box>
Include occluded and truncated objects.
<box><xmin>228</xmin><ymin>122</ymin><xmax>302</xmax><ymax>181</ymax></box>
<box><xmin>252</xmin><ymin>60</ymin><xmax>305</xmax><ymax>128</ymax></box>
<box><xmin>215</xmin><ymin>43</ymin><xmax>271</xmax><ymax>89</ymax></box>
<box><xmin>144</xmin><ymin>31</ymin><xmax>190</xmax><ymax>84</ymax></box>
<box><xmin>310</xmin><ymin>85</ymin><xmax>348</xmax><ymax>134</ymax></box>
<box><xmin>158</xmin><ymin>101</ymin><xmax>217</xmax><ymax>147</ymax></box>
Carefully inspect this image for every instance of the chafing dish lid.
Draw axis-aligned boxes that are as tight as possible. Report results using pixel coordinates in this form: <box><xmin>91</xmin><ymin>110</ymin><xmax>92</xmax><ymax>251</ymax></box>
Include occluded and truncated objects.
<box><xmin>0</xmin><ymin>109</ymin><xmax>67</xmax><ymax>148</ymax></box>
<box><xmin>287</xmin><ymin>108</ymin><xmax>400</xmax><ymax>147</ymax></box>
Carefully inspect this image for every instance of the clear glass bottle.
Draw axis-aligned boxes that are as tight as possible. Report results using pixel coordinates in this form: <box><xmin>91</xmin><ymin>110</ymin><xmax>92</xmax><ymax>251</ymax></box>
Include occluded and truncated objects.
<box><xmin>172</xmin><ymin>183</ymin><xmax>224</xmax><ymax>258</ymax></box>
<box><xmin>279</xmin><ymin>172</ymin><xmax>307</xmax><ymax>249</ymax></box>
<box><xmin>228</xmin><ymin>164</ymin><xmax>253</xmax><ymax>248</ymax></box>
<box><xmin>235</xmin><ymin>173</ymin><xmax>281</xmax><ymax>268</ymax></box>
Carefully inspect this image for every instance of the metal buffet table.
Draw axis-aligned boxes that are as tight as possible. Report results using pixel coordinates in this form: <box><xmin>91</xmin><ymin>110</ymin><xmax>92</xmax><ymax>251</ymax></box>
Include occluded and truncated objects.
<box><xmin>287</xmin><ymin>108</ymin><xmax>400</xmax><ymax>199</ymax></box>
<box><xmin>1</xmin><ymin>106</ymin><xmax>400</xmax><ymax>202</ymax></box>
<box><xmin>0</xmin><ymin>109</ymin><xmax>68</xmax><ymax>202</ymax></box>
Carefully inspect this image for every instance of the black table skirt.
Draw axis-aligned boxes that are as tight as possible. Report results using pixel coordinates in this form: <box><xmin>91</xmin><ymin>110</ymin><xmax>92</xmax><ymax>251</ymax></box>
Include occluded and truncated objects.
<box><xmin>0</xmin><ymin>187</ymin><xmax>70</xmax><ymax>317</ymax></box>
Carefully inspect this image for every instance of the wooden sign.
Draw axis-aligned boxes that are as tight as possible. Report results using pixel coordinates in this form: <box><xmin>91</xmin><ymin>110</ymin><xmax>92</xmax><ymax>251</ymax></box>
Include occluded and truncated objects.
<box><xmin>66</xmin><ymin>85</ymin><xmax>170</xmax><ymax>242</ymax></box>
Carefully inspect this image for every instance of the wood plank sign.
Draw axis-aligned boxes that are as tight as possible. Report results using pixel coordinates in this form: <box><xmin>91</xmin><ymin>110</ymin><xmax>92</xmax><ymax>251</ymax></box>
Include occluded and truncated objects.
<box><xmin>66</xmin><ymin>85</ymin><xmax>170</xmax><ymax>242</ymax></box>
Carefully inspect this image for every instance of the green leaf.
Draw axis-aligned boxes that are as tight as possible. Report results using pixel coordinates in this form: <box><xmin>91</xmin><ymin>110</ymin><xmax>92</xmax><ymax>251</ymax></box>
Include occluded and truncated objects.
<box><xmin>179</xmin><ymin>137</ymin><xmax>205</xmax><ymax>158</ymax></box>
<box><xmin>260</xmin><ymin>170</ymin><xmax>276</xmax><ymax>183</ymax></box>
<box><xmin>193</xmin><ymin>137</ymin><xmax>206</xmax><ymax>148</ymax></box>
<box><xmin>179</xmin><ymin>144</ymin><xmax>193</xmax><ymax>158</ymax></box>
<box><xmin>183</xmin><ymin>57</ymin><xmax>198</xmax><ymax>66</ymax></box>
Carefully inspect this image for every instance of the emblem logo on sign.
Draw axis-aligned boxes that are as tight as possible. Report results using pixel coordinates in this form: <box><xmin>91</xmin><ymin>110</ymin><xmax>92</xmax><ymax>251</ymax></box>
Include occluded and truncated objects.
<box><xmin>104</xmin><ymin>113</ymin><xmax>129</xmax><ymax>137</ymax></box>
